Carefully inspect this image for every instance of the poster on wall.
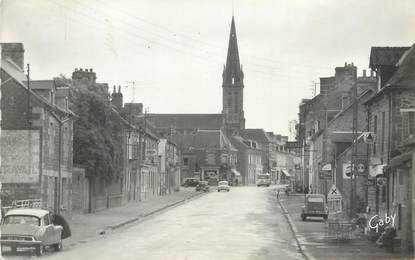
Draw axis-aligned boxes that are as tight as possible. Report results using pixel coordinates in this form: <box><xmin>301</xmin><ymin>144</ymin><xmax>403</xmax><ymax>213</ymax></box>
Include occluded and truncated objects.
<box><xmin>0</xmin><ymin>130</ymin><xmax>40</xmax><ymax>183</ymax></box>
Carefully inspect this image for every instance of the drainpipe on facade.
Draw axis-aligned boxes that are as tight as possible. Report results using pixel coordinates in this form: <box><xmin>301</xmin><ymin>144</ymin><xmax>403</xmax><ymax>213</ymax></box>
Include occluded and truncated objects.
<box><xmin>387</xmin><ymin>92</ymin><xmax>392</xmax><ymax>215</ymax></box>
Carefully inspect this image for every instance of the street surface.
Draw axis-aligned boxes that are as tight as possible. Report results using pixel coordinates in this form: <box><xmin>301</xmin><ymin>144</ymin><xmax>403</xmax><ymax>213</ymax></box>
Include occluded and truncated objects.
<box><xmin>282</xmin><ymin>195</ymin><xmax>412</xmax><ymax>260</ymax></box>
<box><xmin>2</xmin><ymin>186</ymin><xmax>303</xmax><ymax>260</ymax></box>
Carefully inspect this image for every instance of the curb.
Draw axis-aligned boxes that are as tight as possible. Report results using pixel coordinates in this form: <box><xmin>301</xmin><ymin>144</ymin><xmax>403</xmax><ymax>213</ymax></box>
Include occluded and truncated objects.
<box><xmin>278</xmin><ymin>198</ymin><xmax>315</xmax><ymax>260</ymax></box>
<box><xmin>107</xmin><ymin>191</ymin><xmax>206</xmax><ymax>231</ymax></box>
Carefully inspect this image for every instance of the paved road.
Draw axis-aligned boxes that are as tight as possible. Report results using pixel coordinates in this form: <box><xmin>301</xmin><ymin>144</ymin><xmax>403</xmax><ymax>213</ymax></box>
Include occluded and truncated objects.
<box><xmin>3</xmin><ymin>186</ymin><xmax>303</xmax><ymax>260</ymax></box>
<box><xmin>282</xmin><ymin>195</ymin><xmax>411</xmax><ymax>260</ymax></box>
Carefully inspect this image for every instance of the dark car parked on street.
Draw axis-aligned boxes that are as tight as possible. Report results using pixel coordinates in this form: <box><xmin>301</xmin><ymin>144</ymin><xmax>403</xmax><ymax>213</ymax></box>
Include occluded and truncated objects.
<box><xmin>195</xmin><ymin>181</ymin><xmax>210</xmax><ymax>192</ymax></box>
<box><xmin>182</xmin><ymin>178</ymin><xmax>200</xmax><ymax>187</ymax></box>
<box><xmin>301</xmin><ymin>194</ymin><xmax>329</xmax><ymax>221</ymax></box>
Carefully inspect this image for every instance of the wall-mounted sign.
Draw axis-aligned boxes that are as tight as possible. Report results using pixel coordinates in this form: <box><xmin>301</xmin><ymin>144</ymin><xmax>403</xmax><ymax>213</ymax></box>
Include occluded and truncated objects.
<box><xmin>286</xmin><ymin>141</ymin><xmax>302</xmax><ymax>149</ymax></box>
<box><xmin>0</xmin><ymin>130</ymin><xmax>40</xmax><ymax>183</ymax></box>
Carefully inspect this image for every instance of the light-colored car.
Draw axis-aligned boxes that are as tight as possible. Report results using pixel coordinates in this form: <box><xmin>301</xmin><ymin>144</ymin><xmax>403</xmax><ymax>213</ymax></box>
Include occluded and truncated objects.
<box><xmin>217</xmin><ymin>181</ymin><xmax>230</xmax><ymax>192</ymax></box>
<box><xmin>0</xmin><ymin>208</ymin><xmax>71</xmax><ymax>256</ymax></box>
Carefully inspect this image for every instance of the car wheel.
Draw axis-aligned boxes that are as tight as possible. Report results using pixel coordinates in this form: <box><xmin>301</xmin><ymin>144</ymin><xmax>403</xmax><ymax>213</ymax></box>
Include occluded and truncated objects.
<box><xmin>217</xmin><ymin>190</ymin><xmax>220</xmax><ymax>192</ymax></box>
<box><xmin>323</xmin><ymin>215</ymin><xmax>328</xmax><ymax>221</ymax></box>
<box><xmin>227</xmin><ymin>190</ymin><xmax>230</xmax><ymax>192</ymax></box>
<box><xmin>302</xmin><ymin>215</ymin><xmax>306</xmax><ymax>221</ymax></box>
<box><xmin>54</xmin><ymin>239</ymin><xmax>63</xmax><ymax>251</ymax></box>
<box><xmin>35</xmin><ymin>245</ymin><xmax>44</xmax><ymax>257</ymax></box>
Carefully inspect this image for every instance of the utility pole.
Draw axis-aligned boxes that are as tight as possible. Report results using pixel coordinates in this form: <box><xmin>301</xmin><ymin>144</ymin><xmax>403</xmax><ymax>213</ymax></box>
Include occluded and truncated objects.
<box><xmin>26</xmin><ymin>64</ymin><xmax>33</xmax><ymax>183</ymax></box>
<box><xmin>350</xmin><ymin>66</ymin><xmax>358</xmax><ymax>218</ymax></box>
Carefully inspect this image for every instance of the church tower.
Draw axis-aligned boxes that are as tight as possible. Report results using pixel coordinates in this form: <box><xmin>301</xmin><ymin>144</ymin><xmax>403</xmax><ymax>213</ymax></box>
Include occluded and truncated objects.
<box><xmin>222</xmin><ymin>16</ymin><xmax>245</xmax><ymax>133</ymax></box>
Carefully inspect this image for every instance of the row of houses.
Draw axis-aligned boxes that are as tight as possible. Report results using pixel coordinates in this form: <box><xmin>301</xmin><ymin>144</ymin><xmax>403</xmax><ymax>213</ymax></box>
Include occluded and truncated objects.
<box><xmin>0</xmin><ymin>41</ymin><xmax>300</xmax><ymax>220</ymax></box>
<box><xmin>295</xmin><ymin>44</ymin><xmax>415</xmax><ymax>252</ymax></box>
<box><xmin>0</xmin><ymin>43</ymin><xmax>181</xmax><ymax>217</ymax></box>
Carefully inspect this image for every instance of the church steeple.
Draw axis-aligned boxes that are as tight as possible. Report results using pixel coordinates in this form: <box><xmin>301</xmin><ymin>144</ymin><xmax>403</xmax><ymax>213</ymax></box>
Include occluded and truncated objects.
<box><xmin>223</xmin><ymin>16</ymin><xmax>244</xmax><ymax>85</ymax></box>
<box><xmin>222</xmin><ymin>16</ymin><xmax>245</xmax><ymax>133</ymax></box>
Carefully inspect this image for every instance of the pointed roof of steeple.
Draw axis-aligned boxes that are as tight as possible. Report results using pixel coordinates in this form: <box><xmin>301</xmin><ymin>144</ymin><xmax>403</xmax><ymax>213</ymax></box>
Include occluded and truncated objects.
<box><xmin>224</xmin><ymin>16</ymin><xmax>242</xmax><ymax>83</ymax></box>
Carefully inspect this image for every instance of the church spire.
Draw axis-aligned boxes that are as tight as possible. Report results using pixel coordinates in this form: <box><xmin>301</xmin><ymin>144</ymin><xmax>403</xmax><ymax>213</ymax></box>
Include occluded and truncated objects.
<box><xmin>223</xmin><ymin>16</ymin><xmax>243</xmax><ymax>85</ymax></box>
<box><xmin>222</xmin><ymin>16</ymin><xmax>245</xmax><ymax>132</ymax></box>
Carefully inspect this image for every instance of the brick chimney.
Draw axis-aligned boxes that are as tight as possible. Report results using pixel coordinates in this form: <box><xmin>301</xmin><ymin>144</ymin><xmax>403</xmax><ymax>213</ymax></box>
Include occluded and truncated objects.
<box><xmin>1</xmin><ymin>43</ymin><xmax>25</xmax><ymax>70</ymax></box>
<box><xmin>111</xmin><ymin>85</ymin><xmax>123</xmax><ymax>112</ymax></box>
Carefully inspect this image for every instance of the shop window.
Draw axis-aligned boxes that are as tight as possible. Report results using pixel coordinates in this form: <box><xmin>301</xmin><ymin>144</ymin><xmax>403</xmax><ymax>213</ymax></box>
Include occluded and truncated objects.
<box><xmin>183</xmin><ymin>158</ymin><xmax>189</xmax><ymax>166</ymax></box>
<box><xmin>381</xmin><ymin>185</ymin><xmax>386</xmax><ymax>203</ymax></box>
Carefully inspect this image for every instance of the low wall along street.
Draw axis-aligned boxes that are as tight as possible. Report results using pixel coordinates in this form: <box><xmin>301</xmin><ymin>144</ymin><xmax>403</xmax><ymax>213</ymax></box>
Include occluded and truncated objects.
<box><xmin>0</xmin><ymin>130</ymin><xmax>41</xmax><ymax>183</ymax></box>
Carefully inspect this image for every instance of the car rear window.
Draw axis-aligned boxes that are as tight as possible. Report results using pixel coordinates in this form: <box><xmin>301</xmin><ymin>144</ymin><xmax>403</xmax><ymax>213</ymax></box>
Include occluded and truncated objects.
<box><xmin>219</xmin><ymin>181</ymin><xmax>228</xmax><ymax>185</ymax></box>
<box><xmin>308</xmin><ymin>197</ymin><xmax>324</xmax><ymax>203</ymax></box>
<box><xmin>3</xmin><ymin>215</ymin><xmax>40</xmax><ymax>226</ymax></box>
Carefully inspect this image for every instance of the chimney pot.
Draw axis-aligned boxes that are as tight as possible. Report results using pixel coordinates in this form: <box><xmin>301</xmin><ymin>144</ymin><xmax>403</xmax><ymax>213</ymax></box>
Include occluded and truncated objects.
<box><xmin>370</xmin><ymin>70</ymin><xmax>374</xmax><ymax>77</ymax></box>
<box><xmin>363</xmin><ymin>69</ymin><xmax>367</xmax><ymax>77</ymax></box>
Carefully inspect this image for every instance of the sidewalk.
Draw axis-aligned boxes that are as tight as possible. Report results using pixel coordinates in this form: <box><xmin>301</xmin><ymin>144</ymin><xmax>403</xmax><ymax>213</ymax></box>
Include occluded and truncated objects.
<box><xmin>278</xmin><ymin>193</ymin><xmax>414</xmax><ymax>260</ymax></box>
<box><xmin>64</xmin><ymin>188</ymin><xmax>203</xmax><ymax>249</ymax></box>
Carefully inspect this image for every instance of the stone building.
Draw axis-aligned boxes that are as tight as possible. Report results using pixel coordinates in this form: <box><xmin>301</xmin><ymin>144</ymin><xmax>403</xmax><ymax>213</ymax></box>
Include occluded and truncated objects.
<box><xmin>366</xmin><ymin>45</ymin><xmax>414</xmax><ymax>252</ymax></box>
<box><xmin>0</xmin><ymin>43</ymin><xmax>75</xmax><ymax>215</ymax></box>
<box><xmin>365</xmin><ymin>46</ymin><xmax>411</xmax><ymax>216</ymax></box>
<box><xmin>229</xmin><ymin>135</ymin><xmax>262</xmax><ymax>185</ymax></box>
<box><xmin>175</xmin><ymin>129</ymin><xmax>237</xmax><ymax>185</ymax></box>
<box><xmin>158</xmin><ymin>137</ymin><xmax>181</xmax><ymax>194</ymax></box>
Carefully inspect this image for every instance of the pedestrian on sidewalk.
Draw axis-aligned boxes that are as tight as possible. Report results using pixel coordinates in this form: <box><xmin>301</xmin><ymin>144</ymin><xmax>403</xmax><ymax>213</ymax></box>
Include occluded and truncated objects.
<box><xmin>277</xmin><ymin>190</ymin><xmax>280</xmax><ymax>200</ymax></box>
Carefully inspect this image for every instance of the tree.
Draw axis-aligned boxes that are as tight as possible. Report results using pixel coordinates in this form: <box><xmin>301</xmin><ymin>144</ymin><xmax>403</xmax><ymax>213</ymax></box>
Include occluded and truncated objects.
<box><xmin>60</xmin><ymin>76</ymin><xmax>125</xmax><ymax>181</ymax></box>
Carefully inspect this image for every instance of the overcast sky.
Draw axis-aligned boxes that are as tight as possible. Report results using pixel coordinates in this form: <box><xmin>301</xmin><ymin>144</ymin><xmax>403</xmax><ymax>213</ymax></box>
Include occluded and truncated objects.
<box><xmin>1</xmin><ymin>0</ymin><xmax>414</xmax><ymax>138</ymax></box>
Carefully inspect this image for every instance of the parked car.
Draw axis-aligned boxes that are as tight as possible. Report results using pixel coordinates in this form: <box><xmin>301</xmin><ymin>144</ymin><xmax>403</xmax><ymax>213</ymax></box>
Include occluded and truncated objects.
<box><xmin>0</xmin><ymin>208</ymin><xmax>71</xmax><ymax>256</ymax></box>
<box><xmin>217</xmin><ymin>181</ymin><xmax>230</xmax><ymax>192</ymax></box>
<box><xmin>196</xmin><ymin>181</ymin><xmax>210</xmax><ymax>192</ymax></box>
<box><xmin>301</xmin><ymin>194</ymin><xmax>328</xmax><ymax>221</ymax></box>
<box><xmin>182</xmin><ymin>178</ymin><xmax>200</xmax><ymax>187</ymax></box>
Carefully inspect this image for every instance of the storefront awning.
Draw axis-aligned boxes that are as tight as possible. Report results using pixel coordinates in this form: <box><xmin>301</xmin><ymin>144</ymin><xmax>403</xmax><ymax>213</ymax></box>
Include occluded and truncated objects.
<box><xmin>231</xmin><ymin>169</ymin><xmax>241</xmax><ymax>176</ymax></box>
<box><xmin>369</xmin><ymin>164</ymin><xmax>386</xmax><ymax>177</ymax></box>
<box><xmin>281</xmin><ymin>169</ymin><xmax>291</xmax><ymax>177</ymax></box>
<box><xmin>389</xmin><ymin>152</ymin><xmax>412</xmax><ymax>168</ymax></box>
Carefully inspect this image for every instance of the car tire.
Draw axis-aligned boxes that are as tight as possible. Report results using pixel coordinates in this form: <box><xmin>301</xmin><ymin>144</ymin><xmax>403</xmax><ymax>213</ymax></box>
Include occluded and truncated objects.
<box><xmin>54</xmin><ymin>239</ymin><xmax>63</xmax><ymax>252</ymax></box>
<box><xmin>217</xmin><ymin>190</ymin><xmax>220</xmax><ymax>192</ymax></box>
<box><xmin>302</xmin><ymin>215</ymin><xmax>306</xmax><ymax>221</ymax></box>
<box><xmin>227</xmin><ymin>190</ymin><xmax>230</xmax><ymax>192</ymax></box>
<box><xmin>35</xmin><ymin>245</ymin><xmax>44</xmax><ymax>257</ymax></box>
<box><xmin>323</xmin><ymin>215</ymin><xmax>328</xmax><ymax>221</ymax></box>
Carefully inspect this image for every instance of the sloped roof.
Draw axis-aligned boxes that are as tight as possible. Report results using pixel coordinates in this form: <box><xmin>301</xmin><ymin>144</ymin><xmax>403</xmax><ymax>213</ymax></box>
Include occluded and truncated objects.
<box><xmin>174</xmin><ymin>130</ymin><xmax>236</xmax><ymax>151</ymax></box>
<box><xmin>148</xmin><ymin>114</ymin><xmax>223</xmax><ymax>130</ymax></box>
<box><xmin>240</xmin><ymin>129</ymin><xmax>271</xmax><ymax>143</ymax></box>
<box><xmin>329</xmin><ymin>89</ymin><xmax>373</xmax><ymax>125</ymax></box>
<box><xmin>1</xmin><ymin>58</ymin><xmax>75</xmax><ymax>117</ymax></box>
<box><xmin>387</xmin><ymin>44</ymin><xmax>415</xmax><ymax>88</ymax></box>
<box><xmin>25</xmin><ymin>80</ymin><xmax>55</xmax><ymax>90</ymax></box>
<box><xmin>369</xmin><ymin>47</ymin><xmax>410</xmax><ymax>68</ymax></box>
<box><xmin>229</xmin><ymin>135</ymin><xmax>250</xmax><ymax>149</ymax></box>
